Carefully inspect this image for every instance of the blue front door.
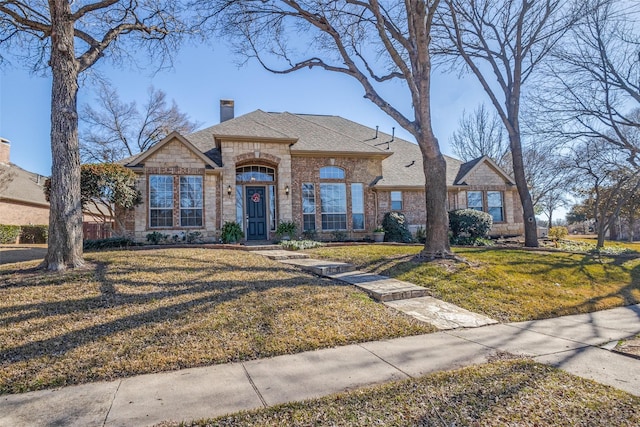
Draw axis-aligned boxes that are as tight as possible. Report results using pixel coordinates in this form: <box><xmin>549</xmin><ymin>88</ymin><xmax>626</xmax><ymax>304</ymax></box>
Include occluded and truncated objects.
<box><xmin>246</xmin><ymin>186</ymin><xmax>267</xmax><ymax>240</ymax></box>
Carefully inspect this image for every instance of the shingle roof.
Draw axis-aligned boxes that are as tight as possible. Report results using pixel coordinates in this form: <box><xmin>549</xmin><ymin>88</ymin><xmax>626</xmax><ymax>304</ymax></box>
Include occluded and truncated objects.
<box><xmin>123</xmin><ymin>109</ymin><xmax>510</xmax><ymax>189</ymax></box>
<box><xmin>0</xmin><ymin>162</ymin><xmax>48</xmax><ymax>206</ymax></box>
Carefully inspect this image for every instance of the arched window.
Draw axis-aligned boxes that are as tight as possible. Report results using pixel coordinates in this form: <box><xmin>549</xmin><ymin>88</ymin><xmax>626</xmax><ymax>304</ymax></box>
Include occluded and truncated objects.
<box><xmin>319</xmin><ymin>167</ymin><xmax>346</xmax><ymax>230</ymax></box>
<box><xmin>319</xmin><ymin>166</ymin><xmax>345</xmax><ymax>179</ymax></box>
<box><xmin>236</xmin><ymin>165</ymin><xmax>275</xmax><ymax>182</ymax></box>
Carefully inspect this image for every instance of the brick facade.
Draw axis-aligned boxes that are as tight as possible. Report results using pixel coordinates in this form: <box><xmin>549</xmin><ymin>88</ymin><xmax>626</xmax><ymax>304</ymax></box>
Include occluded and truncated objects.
<box><xmin>122</xmin><ymin>124</ymin><xmax>525</xmax><ymax>242</ymax></box>
<box><xmin>290</xmin><ymin>155</ymin><xmax>382</xmax><ymax>240</ymax></box>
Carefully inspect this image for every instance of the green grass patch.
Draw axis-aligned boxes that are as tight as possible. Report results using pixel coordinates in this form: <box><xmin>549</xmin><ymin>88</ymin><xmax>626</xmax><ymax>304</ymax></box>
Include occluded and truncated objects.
<box><xmin>164</xmin><ymin>360</ymin><xmax>640</xmax><ymax>427</ymax></box>
<box><xmin>0</xmin><ymin>248</ymin><xmax>433</xmax><ymax>394</ymax></box>
<box><xmin>306</xmin><ymin>245</ymin><xmax>640</xmax><ymax>322</ymax></box>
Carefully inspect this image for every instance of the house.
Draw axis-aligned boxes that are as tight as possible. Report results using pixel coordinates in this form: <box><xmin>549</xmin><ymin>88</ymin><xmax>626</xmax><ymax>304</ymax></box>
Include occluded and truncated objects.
<box><xmin>0</xmin><ymin>138</ymin><xmax>113</xmax><ymax>240</ymax></box>
<box><xmin>119</xmin><ymin>100</ymin><xmax>524</xmax><ymax>242</ymax></box>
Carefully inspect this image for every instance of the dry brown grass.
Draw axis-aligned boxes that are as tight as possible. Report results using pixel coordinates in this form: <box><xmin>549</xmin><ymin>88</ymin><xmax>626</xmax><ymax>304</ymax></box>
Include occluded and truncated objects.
<box><xmin>0</xmin><ymin>248</ymin><xmax>433</xmax><ymax>394</ymax></box>
<box><xmin>164</xmin><ymin>359</ymin><xmax>640</xmax><ymax>427</ymax></box>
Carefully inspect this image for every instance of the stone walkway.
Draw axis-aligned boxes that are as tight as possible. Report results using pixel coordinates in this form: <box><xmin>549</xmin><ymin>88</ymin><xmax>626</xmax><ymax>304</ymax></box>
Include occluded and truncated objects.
<box><xmin>254</xmin><ymin>249</ymin><xmax>496</xmax><ymax>330</ymax></box>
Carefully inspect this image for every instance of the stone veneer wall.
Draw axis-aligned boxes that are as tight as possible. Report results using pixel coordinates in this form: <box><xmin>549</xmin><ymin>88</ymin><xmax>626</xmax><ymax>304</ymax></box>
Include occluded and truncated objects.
<box><xmin>220</xmin><ymin>140</ymin><xmax>292</xmax><ymax>240</ymax></box>
<box><xmin>291</xmin><ymin>155</ymin><xmax>382</xmax><ymax>240</ymax></box>
<box><xmin>124</xmin><ymin>139</ymin><xmax>219</xmax><ymax>242</ymax></box>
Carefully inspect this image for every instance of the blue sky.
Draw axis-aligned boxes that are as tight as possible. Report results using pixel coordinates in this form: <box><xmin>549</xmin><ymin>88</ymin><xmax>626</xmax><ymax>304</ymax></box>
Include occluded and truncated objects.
<box><xmin>0</xmin><ymin>43</ymin><xmax>487</xmax><ymax>177</ymax></box>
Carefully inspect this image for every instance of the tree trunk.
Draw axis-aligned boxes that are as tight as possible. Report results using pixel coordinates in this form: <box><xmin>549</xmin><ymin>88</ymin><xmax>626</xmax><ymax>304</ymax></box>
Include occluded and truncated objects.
<box><xmin>507</xmin><ymin>128</ymin><xmax>538</xmax><ymax>247</ymax></box>
<box><xmin>629</xmin><ymin>214</ymin><xmax>635</xmax><ymax>242</ymax></box>
<box><xmin>419</xmin><ymin>139</ymin><xmax>452</xmax><ymax>258</ymax></box>
<box><xmin>44</xmin><ymin>0</ymin><xmax>84</xmax><ymax>271</ymax></box>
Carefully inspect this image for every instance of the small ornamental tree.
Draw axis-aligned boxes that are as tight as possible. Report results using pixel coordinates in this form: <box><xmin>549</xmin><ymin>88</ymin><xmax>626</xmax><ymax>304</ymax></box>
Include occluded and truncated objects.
<box><xmin>46</xmin><ymin>164</ymin><xmax>141</xmax><ymax>236</ymax></box>
<box><xmin>449</xmin><ymin>209</ymin><xmax>493</xmax><ymax>244</ymax></box>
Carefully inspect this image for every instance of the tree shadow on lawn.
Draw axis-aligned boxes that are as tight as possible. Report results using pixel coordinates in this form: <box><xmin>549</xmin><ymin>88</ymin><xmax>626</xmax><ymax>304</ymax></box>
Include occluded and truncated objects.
<box><xmin>0</xmin><ymin>254</ymin><xmax>341</xmax><ymax>368</ymax></box>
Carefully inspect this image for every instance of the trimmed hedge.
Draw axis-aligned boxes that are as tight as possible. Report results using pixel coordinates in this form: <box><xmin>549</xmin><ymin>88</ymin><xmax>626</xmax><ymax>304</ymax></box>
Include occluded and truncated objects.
<box><xmin>20</xmin><ymin>225</ymin><xmax>49</xmax><ymax>244</ymax></box>
<box><xmin>382</xmin><ymin>211</ymin><xmax>413</xmax><ymax>243</ymax></box>
<box><xmin>0</xmin><ymin>225</ymin><xmax>21</xmax><ymax>244</ymax></box>
<box><xmin>449</xmin><ymin>209</ymin><xmax>493</xmax><ymax>244</ymax></box>
<box><xmin>84</xmin><ymin>237</ymin><xmax>136</xmax><ymax>251</ymax></box>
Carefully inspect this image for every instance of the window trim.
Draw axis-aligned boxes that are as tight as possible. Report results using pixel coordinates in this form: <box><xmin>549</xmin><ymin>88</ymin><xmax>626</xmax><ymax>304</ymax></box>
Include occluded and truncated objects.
<box><xmin>390</xmin><ymin>191</ymin><xmax>403</xmax><ymax>211</ymax></box>
<box><xmin>466</xmin><ymin>190</ymin><xmax>505</xmax><ymax>223</ymax></box>
<box><xmin>302</xmin><ymin>182</ymin><xmax>316</xmax><ymax>232</ymax></box>
<box><xmin>351</xmin><ymin>183</ymin><xmax>365</xmax><ymax>230</ymax></box>
<box><xmin>149</xmin><ymin>175</ymin><xmax>174</xmax><ymax>228</ymax></box>
<box><xmin>179</xmin><ymin>175</ymin><xmax>203</xmax><ymax>228</ymax></box>
<box><xmin>487</xmin><ymin>191</ymin><xmax>504</xmax><ymax>223</ymax></box>
<box><xmin>320</xmin><ymin>182</ymin><xmax>347</xmax><ymax>231</ymax></box>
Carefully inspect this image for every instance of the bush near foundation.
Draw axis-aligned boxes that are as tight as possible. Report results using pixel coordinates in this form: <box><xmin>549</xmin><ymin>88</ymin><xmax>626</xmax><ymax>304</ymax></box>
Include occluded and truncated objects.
<box><xmin>382</xmin><ymin>211</ymin><xmax>413</xmax><ymax>243</ymax></box>
<box><xmin>449</xmin><ymin>209</ymin><xmax>492</xmax><ymax>245</ymax></box>
<box><xmin>0</xmin><ymin>225</ymin><xmax>21</xmax><ymax>243</ymax></box>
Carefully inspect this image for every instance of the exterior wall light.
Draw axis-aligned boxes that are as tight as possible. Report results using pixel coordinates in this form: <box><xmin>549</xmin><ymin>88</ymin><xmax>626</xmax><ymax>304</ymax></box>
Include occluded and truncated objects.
<box><xmin>227</xmin><ymin>185</ymin><xmax>232</xmax><ymax>197</ymax></box>
<box><xmin>285</xmin><ymin>185</ymin><xmax>290</xmax><ymax>196</ymax></box>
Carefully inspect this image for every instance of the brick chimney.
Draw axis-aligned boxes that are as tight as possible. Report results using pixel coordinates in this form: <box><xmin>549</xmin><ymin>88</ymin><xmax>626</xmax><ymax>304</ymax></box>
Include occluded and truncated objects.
<box><xmin>220</xmin><ymin>99</ymin><xmax>235</xmax><ymax>123</ymax></box>
<box><xmin>0</xmin><ymin>138</ymin><xmax>10</xmax><ymax>164</ymax></box>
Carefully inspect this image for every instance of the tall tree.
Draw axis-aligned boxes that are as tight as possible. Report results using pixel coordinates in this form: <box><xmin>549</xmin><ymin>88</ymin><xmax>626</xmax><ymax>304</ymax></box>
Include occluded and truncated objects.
<box><xmin>569</xmin><ymin>138</ymin><xmax>640</xmax><ymax>248</ymax></box>
<box><xmin>81</xmin><ymin>82</ymin><xmax>200</xmax><ymax>163</ymax></box>
<box><xmin>440</xmin><ymin>0</ymin><xmax>582</xmax><ymax>247</ymax></box>
<box><xmin>0</xmin><ymin>1</ymin><xmax>184</xmax><ymax>270</ymax></box>
<box><xmin>450</xmin><ymin>103</ymin><xmax>510</xmax><ymax>170</ymax></box>
<box><xmin>199</xmin><ymin>0</ymin><xmax>452</xmax><ymax>258</ymax></box>
<box><xmin>534</xmin><ymin>0</ymin><xmax>640</xmax><ymax>166</ymax></box>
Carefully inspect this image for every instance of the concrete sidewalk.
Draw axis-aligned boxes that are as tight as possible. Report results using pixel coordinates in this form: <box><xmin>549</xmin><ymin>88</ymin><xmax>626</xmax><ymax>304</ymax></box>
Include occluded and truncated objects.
<box><xmin>2</xmin><ymin>304</ymin><xmax>639</xmax><ymax>427</ymax></box>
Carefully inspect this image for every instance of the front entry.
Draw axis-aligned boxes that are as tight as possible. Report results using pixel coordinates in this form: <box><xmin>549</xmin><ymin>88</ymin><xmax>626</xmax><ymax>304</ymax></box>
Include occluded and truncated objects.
<box><xmin>246</xmin><ymin>186</ymin><xmax>267</xmax><ymax>240</ymax></box>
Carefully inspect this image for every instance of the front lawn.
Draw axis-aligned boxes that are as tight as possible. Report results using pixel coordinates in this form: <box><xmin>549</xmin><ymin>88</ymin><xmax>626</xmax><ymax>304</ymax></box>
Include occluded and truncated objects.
<box><xmin>0</xmin><ymin>248</ymin><xmax>433</xmax><ymax>394</ymax></box>
<box><xmin>163</xmin><ymin>359</ymin><xmax>640</xmax><ymax>427</ymax></box>
<box><xmin>306</xmin><ymin>245</ymin><xmax>640</xmax><ymax>322</ymax></box>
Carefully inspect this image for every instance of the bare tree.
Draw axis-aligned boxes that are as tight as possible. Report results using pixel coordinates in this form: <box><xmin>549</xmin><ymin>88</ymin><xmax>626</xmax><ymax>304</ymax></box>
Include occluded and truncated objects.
<box><xmin>569</xmin><ymin>138</ymin><xmax>640</xmax><ymax>248</ymax></box>
<box><xmin>0</xmin><ymin>1</ymin><xmax>184</xmax><ymax>270</ymax></box>
<box><xmin>534</xmin><ymin>0</ymin><xmax>640</xmax><ymax>166</ymax></box>
<box><xmin>450</xmin><ymin>103</ymin><xmax>510</xmax><ymax>170</ymax></box>
<box><xmin>440</xmin><ymin>0</ymin><xmax>583</xmax><ymax>247</ymax></box>
<box><xmin>198</xmin><ymin>0</ymin><xmax>452</xmax><ymax>258</ymax></box>
<box><xmin>81</xmin><ymin>82</ymin><xmax>200</xmax><ymax>163</ymax></box>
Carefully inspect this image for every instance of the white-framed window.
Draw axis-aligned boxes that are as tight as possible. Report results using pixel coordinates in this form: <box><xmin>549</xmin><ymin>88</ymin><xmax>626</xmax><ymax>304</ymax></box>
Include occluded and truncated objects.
<box><xmin>149</xmin><ymin>175</ymin><xmax>173</xmax><ymax>227</ymax></box>
<box><xmin>487</xmin><ymin>191</ymin><xmax>504</xmax><ymax>222</ymax></box>
<box><xmin>319</xmin><ymin>166</ymin><xmax>345</xmax><ymax>179</ymax></box>
<box><xmin>467</xmin><ymin>191</ymin><xmax>483</xmax><ymax>211</ymax></box>
<box><xmin>320</xmin><ymin>183</ymin><xmax>347</xmax><ymax>230</ymax></box>
<box><xmin>302</xmin><ymin>183</ymin><xmax>316</xmax><ymax>231</ymax></box>
<box><xmin>179</xmin><ymin>176</ymin><xmax>203</xmax><ymax>227</ymax></box>
<box><xmin>351</xmin><ymin>183</ymin><xmax>364</xmax><ymax>230</ymax></box>
<box><xmin>391</xmin><ymin>191</ymin><xmax>403</xmax><ymax>210</ymax></box>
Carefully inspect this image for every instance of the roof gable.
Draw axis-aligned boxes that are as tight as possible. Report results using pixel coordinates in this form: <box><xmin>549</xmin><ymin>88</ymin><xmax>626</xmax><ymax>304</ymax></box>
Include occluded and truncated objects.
<box><xmin>454</xmin><ymin>156</ymin><xmax>516</xmax><ymax>185</ymax></box>
<box><xmin>125</xmin><ymin>131</ymin><xmax>219</xmax><ymax>169</ymax></box>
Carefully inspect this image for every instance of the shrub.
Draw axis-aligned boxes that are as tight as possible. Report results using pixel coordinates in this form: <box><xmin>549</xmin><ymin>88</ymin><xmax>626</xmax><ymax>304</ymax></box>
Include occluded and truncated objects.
<box><xmin>548</xmin><ymin>226</ymin><xmax>569</xmax><ymax>241</ymax></box>
<box><xmin>414</xmin><ymin>226</ymin><xmax>426</xmax><ymax>243</ymax></box>
<box><xmin>0</xmin><ymin>225</ymin><xmax>21</xmax><ymax>244</ymax></box>
<box><xmin>301</xmin><ymin>229</ymin><xmax>317</xmax><ymax>240</ymax></box>
<box><xmin>331</xmin><ymin>230</ymin><xmax>347</xmax><ymax>242</ymax></box>
<box><xmin>20</xmin><ymin>225</ymin><xmax>49</xmax><ymax>243</ymax></box>
<box><xmin>275</xmin><ymin>221</ymin><xmax>297</xmax><ymax>239</ymax></box>
<box><xmin>449</xmin><ymin>209</ymin><xmax>493</xmax><ymax>243</ymax></box>
<box><xmin>185</xmin><ymin>231</ymin><xmax>203</xmax><ymax>243</ymax></box>
<box><xmin>221</xmin><ymin>221</ymin><xmax>244</xmax><ymax>243</ymax></box>
<box><xmin>146</xmin><ymin>231</ymin><xmax>168</xmax><ymax>245</ymax></box>
<box><xmin>84</xmin><ymin>237</ymin><xmax>136</xmax><ymax>251</ymax></box>
<box><xmin>382</xmin><ymin>212</ymin><xmax>413</xmax><ymax>243</ymax></box>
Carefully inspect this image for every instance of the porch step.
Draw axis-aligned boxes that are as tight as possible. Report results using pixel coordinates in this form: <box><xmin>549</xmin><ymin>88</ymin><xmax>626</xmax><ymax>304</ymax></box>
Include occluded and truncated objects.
<box><xmin>252</xmin><ymin>250</ymin><xmax>310</xmax><ymax>260</ymax></box>
<box><xmin>329</xmin><ymin>271</ymin><xmax>428</xmax><ymax>302</ymax></box>
<box><xmin>280</xmin><ymin>258</ymin><xmax>355</xmax><ymax>275</ymax></box>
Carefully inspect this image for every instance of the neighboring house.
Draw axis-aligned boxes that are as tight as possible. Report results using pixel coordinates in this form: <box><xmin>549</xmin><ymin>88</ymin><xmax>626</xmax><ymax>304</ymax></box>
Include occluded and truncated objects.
<box><xmin>119</xmin><ymin>101</ymin><xmax>524</xmax><ymax>242</ymax></box>
<box><xmin>0</xmin><ymin>138</ymin><xmax>113</xmax><ymax>240</ymax></box>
